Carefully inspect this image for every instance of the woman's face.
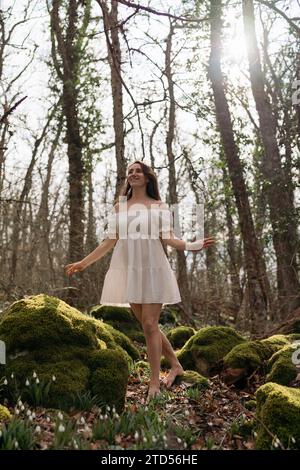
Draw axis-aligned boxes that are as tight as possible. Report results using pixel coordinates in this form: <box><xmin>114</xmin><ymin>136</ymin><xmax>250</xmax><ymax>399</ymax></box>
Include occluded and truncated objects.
<box><xmin>127</xmin><ymin>163</ymin><xmax>148</xmax><ymax>188</ymax></box>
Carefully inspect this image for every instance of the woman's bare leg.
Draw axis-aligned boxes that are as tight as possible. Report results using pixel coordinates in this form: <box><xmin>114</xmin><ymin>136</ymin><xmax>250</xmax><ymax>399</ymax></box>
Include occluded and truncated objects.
<box><xmin>130</xmin><ymin>303</ymin><xmax>183</xmax><ymax>389</ymax></box>
<box><xmin>141</xmin><ymin>303</ymin><xmax>162</xmax><ymax>400</ymax></box>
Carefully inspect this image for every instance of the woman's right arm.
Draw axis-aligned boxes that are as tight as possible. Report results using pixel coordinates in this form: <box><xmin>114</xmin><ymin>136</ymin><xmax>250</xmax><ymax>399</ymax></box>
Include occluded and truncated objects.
<box><xmin>65</xmin><ymin>204</ymin><xmax>119</xmax><ymax>276</ymax></box>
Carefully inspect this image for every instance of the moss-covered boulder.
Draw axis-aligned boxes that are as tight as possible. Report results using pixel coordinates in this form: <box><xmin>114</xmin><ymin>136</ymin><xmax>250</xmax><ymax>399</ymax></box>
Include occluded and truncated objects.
<box><xmin>0</xmin><ymin>404</ymin><xmax>11</xmax><ymax>422</ymax></box>
<box><xmin>159</xmin><ymin>307</ymin><xmax>179</xmax><ymax>326</ymax></box>
<box><xmin>177</xmin><ymin>326</ymin><xmax>245</xmax><ymax>376</ymax></box>
<box><xmin>90</xmin><ymin>305</ymin><xmax>144</xmax><ymax>343</ymax></box>
<box><xmin>0</xmin><ymin>294</ymin><xmax>130</xmax><ymax>412</ymax></box>
<box><xmin>266</xmin><ymin>343</ymin><xmax>300</xmax><ymax>386</ymax></box>
<box><xmin>255</xmin><ymin>383</ymin><xmax>300</xmax><ymax>449</ymax></box>
<box><xmin>175</xmin><ymin>370</ymin><xmax>210</xmax><ymax>390</ymax></box>
<box><xmin>222</xmin><ymin>334</ymin><xmax>299</xmax><ymax>385</ymax></box>
<box><xmin>166</xmin><ymin>326</ymin><xmax>195</xmax><ymax>349</ymax></box>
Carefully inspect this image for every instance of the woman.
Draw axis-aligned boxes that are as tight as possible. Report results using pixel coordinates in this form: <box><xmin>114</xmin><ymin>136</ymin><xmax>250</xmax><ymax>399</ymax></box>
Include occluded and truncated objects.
<box><xmin>65</xmin><ymin>160</ymin><xmax>214</xmax><ymax>402</ymax></box>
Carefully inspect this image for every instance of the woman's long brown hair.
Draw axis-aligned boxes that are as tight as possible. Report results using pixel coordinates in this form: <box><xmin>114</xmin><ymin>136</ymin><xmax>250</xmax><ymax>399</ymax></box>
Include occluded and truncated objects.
<box><xmin>116</xmin><ymin>160</ymin><xmax>161</xmax><ymax>203</ymax></box>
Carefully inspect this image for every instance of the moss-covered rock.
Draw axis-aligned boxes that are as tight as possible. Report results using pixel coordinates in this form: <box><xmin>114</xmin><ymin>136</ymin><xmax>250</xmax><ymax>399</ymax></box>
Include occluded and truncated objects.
<box><xmin>255</xmin><ymin>383</ymin><xmax>300</xmax><ymax>449</ymax></box>
<box><xmin>266</xmin><ymin>344</ymin><xmax>299</xmax><ymax>386</ymax></box>
<box><xmin>177</xmin><ymin>326</ymin><xmax>245</xmax><ymax>376</ymax></box>
<box><xmin>0</xmin><ymin>294</ymin><xmax>130</xmax><ymax>412</ymax></box>
<box><xmin>104</xmin><ymin>324</ymin><xmax>140</xmax><ymax>361</ymax></box>
<box><xmin>159</xmin><ymin>307</ymin><xmax>179</xmax><ymax>326</ymax></box>
<box><xmin>90</xmin><ymin>305</ymin><xmax>144</xmax><ymax>343</ymax></box>
<box><xmin>166</xmin><ymin>326</ymin><xmax>195</xmax><ymax>349</ymax></box>
<box><xmin>0</xmin><ymin>404</ymin><xmax>11</xmax><ymax>422</ymax></box>
<box><xmin>175</xmin><ymin>370</ymin><xmax>210</xmax><ymax>390</ymax></box>
<box><xmin>223</xmin><ymin>334</ymin><xmax>299</xmax><ymax>385</ymax></box>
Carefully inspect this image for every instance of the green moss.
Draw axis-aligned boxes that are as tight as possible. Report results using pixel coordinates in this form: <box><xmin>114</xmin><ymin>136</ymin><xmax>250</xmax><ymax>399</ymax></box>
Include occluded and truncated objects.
<box><xmin>0</xmin><ymin>294</ymin><xmax>129</xmax><ymax>411</ymax></box>
<box><xmin>90</xmin><ymin>305</ymin><xmax>144</xmax><ymax>343</ymax></box>
<box><xmin>104</xmin><ymin>324</ymin><xmax>140</xmax><ymax>361</ymax></box>
<box><xmin>244</xmin><ymin>399</ymin><xmax>256</xmax><ymax>411</ymax></box>
<box><xmin>266</xmin><ymin>345</ymin><xmax>298</xmax><ymax>386</ymax></box>
<box><xmin>175</xmin><ymin>370</ymin><xmax>210</xmax><ymax>390</ymax></box>
<box><xmin>159</xmin><ymin>307</ymin><xmax>178</xmax><ymax>326</ymax></box>
<box><xmin>224</xmin><ymin>334</ymin><xmax>299</xmax><ymax>378</ymax></box>
<box><xmin>0</xmin><ymin>404</ymin><xmax>11</xmax><ymax>422</ymax></box>
<box><xmin>255</xmin><ymin>383</ymin><xmax>300</xmax><ymax>449</ymax></box>
<box><xmin>166</xmin><ymin>326</ymin><xmax>195</xmax><ymax>349</ymax></box>
<box><xmin>177</xmin><ymin>326</ymin><xmax>245</xmax><ymax>376</ymax></box>
<box><xmin>89</xmin><ymin>350</ymin><xmax>128</xmax><ymax>414</ymax></box>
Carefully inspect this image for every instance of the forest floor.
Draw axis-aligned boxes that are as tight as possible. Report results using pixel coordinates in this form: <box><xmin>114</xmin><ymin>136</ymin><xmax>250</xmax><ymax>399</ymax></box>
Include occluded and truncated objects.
<box><xmin>1</xmin><ymin>344</ymin><xmax>261</xmax><ymax>450</ymax></box>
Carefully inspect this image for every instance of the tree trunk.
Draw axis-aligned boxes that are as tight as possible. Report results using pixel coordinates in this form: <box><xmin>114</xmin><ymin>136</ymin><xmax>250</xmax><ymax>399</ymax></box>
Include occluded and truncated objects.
<box><xmin>209</xmin><ymin>0</ymin><xmax>269</xmax><ymax>334</ymax></box>
<box><xmin>165</xmin><ymin>23</ymin><xmax>193</xmax><ymax>325</ymax></box>
<box><xmin>99</xmin><ymin>0</ymin><xmax>126</xmax><ymax>200</ymax></box>
<box><xmin>242</xmin><ymin>0</ymin><xmax>300</xmax><ymax>316</ymax></box>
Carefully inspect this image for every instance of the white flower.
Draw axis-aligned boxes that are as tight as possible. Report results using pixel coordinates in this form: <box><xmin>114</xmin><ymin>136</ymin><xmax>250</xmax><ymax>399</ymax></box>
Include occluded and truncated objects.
<box><xmin>163</xmin><ymin>435</ymin><xmax>167</xmax><ymax>442</ymax></box>
<box><xmin>3</xmin><ymin>378</ymin><xmax>8</xmax><ymax>385</ymax></box>
<box><xmin>29</xmin><ymin>416</ymin><xmax>33</xmax><ymax>422</ymax></box>
<box><xmin>32</xmin><ymin>411</ymin><xmax>36</xmax><ymax>419</ymax></box>
<box><xmin>112</xmin><ymin>406</ymin><xmax>116</xmax><ymax>414</ymax></box>
<box><xmin>134</xmin><ymin>431</ymin><xmax>139</xmax><ymax>441</ymax></box>
<box><xmin>177</xmin><ymin>437</ymin><xmax>182</xmax><ymax>444</ymax></box>
<box><xmin>33</xmin><ymin>371</ymin><xmax>37</xmax><ymax>378</ymax></box>
<box><xmin>11</xmin><ymin>373</ymin><xmax>14</xmax><ymax>379</ymax></box>
<box><xmin>25</xmin><ymin>379</ymin><xmax>30</xmax><ymax>386</ymax></box>
<box><xmin>20</xmin><ymin>405</ymin><xmax>25</xmax><ymax>411</ymax></box>
<box><xmin>15</xmin><ymin>409</ymin><xmax>20</xmax><ymax>415</ymax></box>
<box><xmin>0</xmin><ymin>430</ymin><xmax>2</xmax><ymax>437</ymax></box>
<box><xmin>46</xmin><ymin>417</ymin><xmax>50</xmax><ymax>423</ymax></box>
<box><xmin>74</xmin><ymin>441</ymin><xmax>79</xmax><ymax>450</ymax></box>
<box><xmin>35</xmin><ymin>425</ymin><xmax>41</xmax><ymax>434</ymax></box>
<box><xmin>80</xmin><ymin>416</ymin><xmax>85</xmax><ymax>424</ymax></box>
<box><xmin>14</xmin><ymin>440</ymin><xmax>19</xmax><ymax>449</ymax></box>
<box><xmin>18</xmin><ymin>400</ymin><xmax>23</xmax><ymax>407</ymax></box>
<box><xmin>106</xmin><ymin>405</ymin><xmax>111</xmax><ymax>412</ymax></box>
<box><xmin>143</xmin><ymin>437</ymin><xmax>147</xmax><ymax>443</ymax></box>
<box><xmin>36</xmin><ymin>378</ymin><xmax>39</xmax><ymax>384</ymax></box>
<box><xmin>58</xmin><ymin>423</ymin><xmax>65</xmax><ymax>432</ymax></box>
<box><xmin>52</xmin><ymin>375</ymin><xmax>56</xmax><ymax>382</ymax></box>
<box><xmin>26</xmin><ymin>410</ymin><xmax>31</xmax><ymax>417</ymax></box>
<box><xmin>114</xmin><ymin>413</ymin><xmax>119</xmax><ymax>419</ymax></box>
<box><xmin>152</xmin><ymin>436</ymin><xmax>157</xmax><ymax>443</ymax></box>
<box><xmin>185</xmin><ymin>410</ymin><xmax>190</xmax><ymax>416</ymax></box>
<box><xmin>183</xmin><ymin>442</ymin><xmax>187</xmax><ymax>449</ymax></box>
<box><xmin>58</xmin><ymin>411</ymin><xmax>63</xmax><ymax>420</ymax></box>
<box><xmin>291</xmin><ymin>437</ymin><xmax>296</xmax><ymax>444</ymax></box>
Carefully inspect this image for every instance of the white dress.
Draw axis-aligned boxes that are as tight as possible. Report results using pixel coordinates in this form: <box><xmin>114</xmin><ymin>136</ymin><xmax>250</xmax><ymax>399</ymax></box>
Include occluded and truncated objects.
<box><xmin>100</xmin><ymin>204</ymin><xmax>182</xmax><ymax>307</ymax></box>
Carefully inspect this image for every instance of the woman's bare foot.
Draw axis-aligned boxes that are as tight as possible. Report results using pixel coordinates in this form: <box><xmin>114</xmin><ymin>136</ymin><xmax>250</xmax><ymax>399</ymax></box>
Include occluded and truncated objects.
<box><xmin>163</xmin><ymin>365</ymin><xmax>184</xmax><ymax>389</ymax></box>
<box><xmin>146</xmin><ymin>385</ymin><xmax>160</xmax><ymax>404</ymax></box>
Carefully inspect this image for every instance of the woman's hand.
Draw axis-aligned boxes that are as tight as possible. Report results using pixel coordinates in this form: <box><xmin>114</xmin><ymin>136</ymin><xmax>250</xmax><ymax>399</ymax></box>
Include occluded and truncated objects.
<box><xmin>185</xmin><ymin>237</ymin><xmax>215</xmax><ymax>251</ymax></box>
<box><xmin>64</xmin><ymin>260</ymin><xmax>87</xmax><ymax>277</ymax></box>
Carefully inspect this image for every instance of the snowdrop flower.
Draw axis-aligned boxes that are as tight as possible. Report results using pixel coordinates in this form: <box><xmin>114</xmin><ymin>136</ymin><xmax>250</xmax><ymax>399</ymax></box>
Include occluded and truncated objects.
<box><xmin>25</xmin><ymin>379</ymin><xmax>30</xmax><ymax>386</ymax></box>
<box><xmin>35</xmin><ymin>425</ymin><xmax>41</xmax><ymax>434</ymax></box>
<box><xmin>20</xmin><ymin>405</ymin><xmax>25</xmax><ymax>412</ymax></box>
<box><xmin>114</xmin><ymin>413</ymin><xmax>119</xmax><ymax>420</ymax></box>
<box><xmin>80</xmin><ymin>416</ymin><xmax>85</xmax><ymax>424</ymax></box>
<box><xmin>152</xmin><ymin>436</ymin><xmax>157</xmax><ymax>443</ymax></box>
<box><xmin>0</xmin><ymin>430</ymin><xmax>2</xmax><ymax>437</ymax></box>
<box><xmin>163</xmin><ymin>435</ymin><xmax>167</xmax><ymax>442</ymax></box>
<box><xmin>106</xmin><ymin>405</ymin><xmax>111</xmax><ymax>412</ymax></box>
<box><xmin>112</xmin><ymin>406</ymin><xmax>116</xmax><ymax>414</ymax></box>
<box><xmin>177</xmin><ymin>437</ymin><xmax>182</xmax><ymax>444</ymax></box>
<box><xmin>291</xmin><ymin>437</ymin><xmax>296</xmax><ymax>444</ymax></box>
<box><xmin>11</xmin><ymin>373</ymin><xmax>14</xmax><ymax>379</ymax></box>
<box><xmin>58</xmin><ymin>411</ymin><xmax>63</xmax><ymax>421</ymax></box>
<box><xmin>134</xmin><ymin>431</ymin><xmax>139</xmax><ymax>441</ymax></box>
<box><xmin>185</xmin><ymin>410</ymin><xmax>190</xmax><ymax>416</ymax></box>
<box><xmin>52</xmin><ymin>375</ymin><xmax>56</xmax><ymax>382</ymax></box>
<box><xmin>18</xmin><ymin>400</ymin><xmax>23</xmax><ymax>407</ymax></box>
<box><xmin>15</xmin><ymin>408</ymin><xmax>20</xmax><ymax>415</ymax></box>
<box><xmin>46</xmin><ymin>416</ymin><xmax>51</xmax><ymax>423</ymax></box>
<box><xmin>36</xmin><ymin>378</ymin><xmax>40</xmax><ymax>384</ymax></box>
<box><xmin>14</xmin><ymin>440</ymin><xmax>19</xmax><ymax>449</ymax></box>
<box><xmin>33</xmin><ymin>371</ymin><xmax>37</xmax><ymax>378</ymax></box>
<box><xmin>29</xmin><ymin>415</ymin><xmax>33</xmax><ymax>422</ymax></box>
<box><xmin>26</xmin><ymin>410</ymin><xmax>31</xmax><ymax>417</ymax></box>
<box><xmin>3</xmin><ymin>378</ymin><xmax>8</xmax><ymax>385</ymax></box>
<box><xmin>183</xmin><ymin>442</ymin><xmax>187</xmax><ymax>449</ymax></box>
<box><xmin>143</xmin><ymin>437</ymin><xmax>147</xmax><ymax>443</ymax></box>
<box><xmin>58</xmin><ymin>423</ymin><xmax>65</xmax><ymax>432</ymax></box>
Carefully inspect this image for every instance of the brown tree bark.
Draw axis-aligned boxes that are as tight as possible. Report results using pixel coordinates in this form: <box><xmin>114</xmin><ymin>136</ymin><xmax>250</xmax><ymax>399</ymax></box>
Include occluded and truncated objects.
<box><xmin>209</xmin><ymin>0</ymin><xmax>269</xmax><ymax>334</ymax></box>
<box><xmin>243</xmin><ymin>0</ymin><xmax>300</xmax><ymax>315</ymax></box>
<box><xmin>165</xmin><ymin>22</ymin><xmax>194</xmax><ymax>325</ymax></box>
<box><xmin>51</xmin><ymin>0</ymin><xmax>85</xmax><ymax>268</ymax></box>
<box><xmin>98</xmin><ymin>0</ymin><xmax>127</xmax><ymax>200</ymax></box>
